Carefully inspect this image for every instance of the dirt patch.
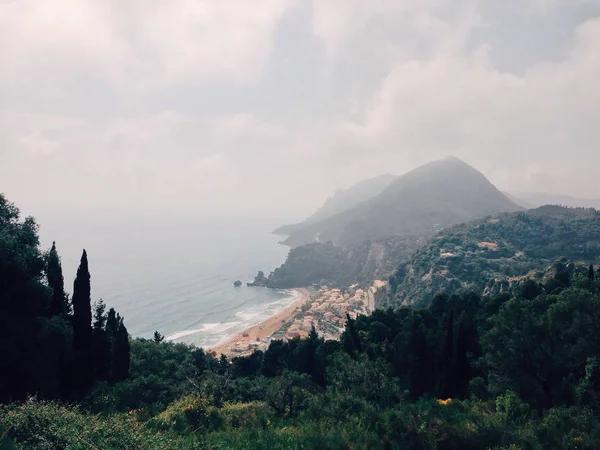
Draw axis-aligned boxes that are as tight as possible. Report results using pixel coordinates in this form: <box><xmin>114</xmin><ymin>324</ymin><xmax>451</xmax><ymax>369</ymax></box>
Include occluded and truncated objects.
<box><xmin>478</xmin><ymin>241</ymin><xmax>498</xmax><ymax>251</ymax></box>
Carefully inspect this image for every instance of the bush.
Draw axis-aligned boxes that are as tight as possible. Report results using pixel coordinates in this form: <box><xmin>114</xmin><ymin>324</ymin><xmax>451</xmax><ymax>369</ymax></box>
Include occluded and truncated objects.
<box><xmin>150</xmin><ymin>394</ymin><xmax>222</xmax><ymax>435</ymax></box>
<box><xmin>0</xmin><ymin>398</ymin><xmax>192</xmax><ymax>449</ymax></box>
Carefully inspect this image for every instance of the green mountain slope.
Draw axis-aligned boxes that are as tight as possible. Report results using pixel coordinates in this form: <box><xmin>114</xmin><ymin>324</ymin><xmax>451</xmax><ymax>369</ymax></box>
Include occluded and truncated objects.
<box><xmin>255</xmin><ymin>235</ymin><xmax>420</xmax><ymax>288</ymax></box>
<box><xmin>282</xmin><ymin>157</ymin><xmax>522</xmax><ymax>248</ymax></box>
<box><xmin>273</xmin><ymin>173</ymin><xmax>396</xmax><ymax>236</ymax></box>
<box><xmin>382</xmin><ymin>205</ymin><xmax>600</xmax><ymax>308</ymax></box>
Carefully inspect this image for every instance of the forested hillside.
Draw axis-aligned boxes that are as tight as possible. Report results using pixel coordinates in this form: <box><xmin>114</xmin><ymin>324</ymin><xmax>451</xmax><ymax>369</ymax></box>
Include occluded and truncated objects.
<box><xmin>4</xmin><ymin>256</ymin><xmax>600</xmax><ymax>448</ymax></box>
<box><xmin>4</xmin><ymin>193</ymin><xmax>600</xmax><ymax>449</ymax></box>
<box><xmin>253</xmin><ymin>235</ymin><xmax>420</xmax><ymax>288</ymax></box>
<box><xmin>383</xmin><ymin>205</ymin><xmax>600</xmax><ymax>308</ymax></box>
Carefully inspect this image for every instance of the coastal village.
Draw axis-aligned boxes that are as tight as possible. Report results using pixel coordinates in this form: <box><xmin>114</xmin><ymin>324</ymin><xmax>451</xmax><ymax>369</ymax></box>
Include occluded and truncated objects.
<box><xmin>210</xmin><ymin>281</ymin><xmax>385</xmax><ymax>357</ymax></box>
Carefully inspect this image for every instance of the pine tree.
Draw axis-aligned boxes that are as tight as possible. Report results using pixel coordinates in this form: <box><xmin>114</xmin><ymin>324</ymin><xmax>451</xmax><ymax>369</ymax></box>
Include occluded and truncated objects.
<box><xmin>153</xmin><ymin>330</ymin><xmax>164</xmax><ymax>343</ymax></box>
<box><xmin>112</xmin><ymin>314</ymin><xmax>130</xmax><ymax>382</ymax></box>
<box><xmin>71</xmin><ymin>249</ymin><xmax>94</xmax><ymax>391</ymax></box>
<box><xmin>588</xmin><ymin>265</ymin><xmax>595</xmax><ymax>281</ymax></box>
<box><xmin>92</xmin><ymin>300</ymin><xmax>111</xmax><ymax>381</ymax></box>
<box><xmin>47</xmin><ymin>241</ymin><xmax>69</xmax><ymax>316</ymax></box>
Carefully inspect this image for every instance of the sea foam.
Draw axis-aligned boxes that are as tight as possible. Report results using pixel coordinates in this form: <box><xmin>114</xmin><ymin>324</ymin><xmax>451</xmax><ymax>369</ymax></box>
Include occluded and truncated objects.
<box><xmin>166</xmin><ymin>321</ymin><xmax>242</xmax><ymax>341</ymax></box>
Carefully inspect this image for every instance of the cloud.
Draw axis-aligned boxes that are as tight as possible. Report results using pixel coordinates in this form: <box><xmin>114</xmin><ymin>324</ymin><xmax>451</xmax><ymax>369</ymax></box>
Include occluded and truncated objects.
<box><xmin>328</xmin><ymin>14</ymin><xmax>600</xmax><ymax>194</ymax></box>
<box><xmin>0</xmin><ymin>0</ymin><xmax>296</xmax><ymax>88</ymax></box>
<box><xmin>1</xmin><ymin>0</ymin><xmax>599</xmax><ymax>220</ymax></box>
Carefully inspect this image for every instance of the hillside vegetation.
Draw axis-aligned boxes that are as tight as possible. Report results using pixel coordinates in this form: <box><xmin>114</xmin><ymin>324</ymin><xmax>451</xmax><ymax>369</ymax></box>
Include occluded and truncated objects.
<box><xmin>254</xmin><ymin>235</ymin><xmax>420</xmax><ymax>288</ymax></box>
<box><xmin>4</xmin><ymin>257</ymin><xmax>600</xmax><ymax>448</ymax></box>
<box><xmin>5</xmin><ymin>193</ymin><xmax>600</xmax><ymax>449</ymax></box>
<box><xmin>383</xmin><ymin>205</ymin><xmax>600</xmax><ymax>308</ymax></box>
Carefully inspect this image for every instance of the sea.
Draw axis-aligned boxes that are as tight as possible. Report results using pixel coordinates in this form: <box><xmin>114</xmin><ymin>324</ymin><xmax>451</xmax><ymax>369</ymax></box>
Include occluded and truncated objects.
<box><xmin>35</xmin><ymin>214</ymin><xmax>296</xmax><ymax>348</ymax></box>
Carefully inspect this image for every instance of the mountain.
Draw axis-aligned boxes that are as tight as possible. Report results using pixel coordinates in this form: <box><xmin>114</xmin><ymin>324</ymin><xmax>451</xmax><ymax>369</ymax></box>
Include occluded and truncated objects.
<box><xmin>381</xmin><ymin>205</ymin><xmax>600</xmax><ymax>309</ymax></box>
<box><xmin>273</xmin><ymin>173</ymin><xmax>396</xmax><ymax>236</ymax></box>
<box><xmin>515</xmin><ymin>192</ymin><xmax>600</xmax><ymax>209</ymax></box>
<box><xmin>281</xmin><ymin>157</ymin><xmax>522</xmax><ymax>248</ymax></box>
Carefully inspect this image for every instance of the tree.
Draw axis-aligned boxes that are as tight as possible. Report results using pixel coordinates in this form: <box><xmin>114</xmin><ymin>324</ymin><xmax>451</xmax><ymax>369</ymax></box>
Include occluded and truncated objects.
<box><xmin>46</xmin><ymin>241</ymin><xmax>70</xmax><ymax>317</ymax></box>
<box><xmin>72</xmin><ymin>250</ymin><xmax>94</xmax><ymax>392</ymax></box>
<box><xmin>438</xmin><ymin>310</ymin><xmax>456</xmax><ymax>399</ymax></box>
<box><xmin>105</xmin><ymin>308</ymin><xmax>118</xmax><ymax>338</ymax></box>
<box><xmin>407</xmin><ymin>322</ymin><xmax>434</xmax><ymax>399</ymax></box>
<box><xmin>112</xmin><ymin>314</ymin><xmax>130</xmax><ymax>382</ymax></box>
<box><xmin>92</xmin><ymin>300</ymin><xmax>111</xmax><ymax>381</ymax></box>
<box><xmin>0</xmin><ymin>194</ymin><xmax>74</xmax><ymax>401</ymax></box>
<box><xmin>153</xmin><ymin>331</ymin><xmax>165</xmax><ymax>343</ymax></box>
<box><xmin>342</xmin><ymin>314</ymin><xmax>362</xmax><ymax>356</ymax></box>
<box><xmin>73</xmin><ymin>250</ymin><xmax>92</xmax><ymax>350</ymax></box>
<box><xmin>588</xmin><ymin>265</ymin><xmax>595</xmax><ymax>281</ymax></box>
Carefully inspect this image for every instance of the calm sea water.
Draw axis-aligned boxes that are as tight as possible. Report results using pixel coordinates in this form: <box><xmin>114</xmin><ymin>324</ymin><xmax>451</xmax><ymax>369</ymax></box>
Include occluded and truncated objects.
<box><xmin>36</xmin><ymin>214</ymin><xmax>294</xmax><ymax>348</ymax></box>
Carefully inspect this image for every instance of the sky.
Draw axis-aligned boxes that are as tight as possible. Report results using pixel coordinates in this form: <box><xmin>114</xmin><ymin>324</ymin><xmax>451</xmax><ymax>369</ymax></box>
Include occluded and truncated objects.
<box><xmin>1</xmin><ymin>0</ymin><xmax>600</xmax><ymax>221</ymax></box>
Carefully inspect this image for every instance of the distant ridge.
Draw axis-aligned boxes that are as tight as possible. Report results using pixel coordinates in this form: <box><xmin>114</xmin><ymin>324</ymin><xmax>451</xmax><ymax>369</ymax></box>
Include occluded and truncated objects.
<box><xmin>502</xmin><ymin>192</ymin><xmax>535</xmax><ymax>209</ymax></box>
<box><xmin>281</xmin><ymin>157</ymin><xmax>522</xmax><ymax>247</ymax></box>
<box><xmin>514</xmin><ymin>192</ymin><xmax>600</xmax><ymax>210</ymax></box>
<box><xmin>273</xmin><ymin>173</ymin><xmax>396</xmax><ymax>236</ymax></box>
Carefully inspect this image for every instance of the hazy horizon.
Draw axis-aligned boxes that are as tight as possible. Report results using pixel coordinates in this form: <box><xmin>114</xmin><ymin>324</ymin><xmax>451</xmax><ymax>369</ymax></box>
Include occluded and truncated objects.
<box><xmin>2</xmin><ymin>1</ymin><xmax>600</xmax><ymax>222</ymax></box>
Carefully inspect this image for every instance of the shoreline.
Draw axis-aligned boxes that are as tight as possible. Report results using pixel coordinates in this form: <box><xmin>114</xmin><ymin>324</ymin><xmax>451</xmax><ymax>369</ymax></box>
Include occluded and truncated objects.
<box><xmin>206</xmin><ymin>281</ymin><xmax>384</xmax><ymax>358</ymax></box>
<box><xmin>207</xmin><ymin>288</ymin><xmax>311</xmax><ymax>357</ymax></box>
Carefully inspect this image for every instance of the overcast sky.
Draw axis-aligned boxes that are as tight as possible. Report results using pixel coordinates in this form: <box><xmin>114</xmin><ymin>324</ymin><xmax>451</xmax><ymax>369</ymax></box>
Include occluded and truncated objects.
<box><xmin>1</xmin><ymin>0</ymin><xmax>599</xmax><ymax>221</ymax></box>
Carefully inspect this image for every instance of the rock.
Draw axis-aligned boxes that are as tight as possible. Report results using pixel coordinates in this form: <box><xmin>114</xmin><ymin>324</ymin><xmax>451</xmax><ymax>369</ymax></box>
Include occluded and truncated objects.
<box><xmin>233</xmin><ymin>280</ymin><xmax>242</xmax><ymax>287</ymax></box>
<box><xmin>247</xmin><ymin>271</ymin><xmax>270</xmax><ymax>287</ymax></box>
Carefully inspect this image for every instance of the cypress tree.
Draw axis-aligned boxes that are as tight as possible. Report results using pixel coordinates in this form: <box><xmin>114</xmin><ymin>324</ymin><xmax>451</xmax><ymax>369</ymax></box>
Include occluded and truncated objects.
<box><xmin>105</xmin><ymin>308</ymin><xmax>118</xmax><ymax>382</ymax></box>
<box><xmin>73</xmin><ymin>250</ymin><xmax>92</xmax><ymax>349</ymax></box>
<box><xmin>112</xmin><ymin>314</ymin><xmax>130</xmax><ymax>382</ymax></box>
<box><xmin>92</xmin><ymin>300</ymin><xmax>111</xmax><ymax>381</ymax></box>
<box><xmin>72</xmin><ymin>249</ymin><xmax>94</xmax><ymax>391</ymax></box>
<box><xmin>106</xmin><ymin>307</ymin><xmax>118</xmax><ymax>338</ymax></box>
<box><xmin>47</xmin><ymin>241</ymin><xmax>69</xmax><ymax>316</ymax></box>
<box><xmin>343</xmin><ymin>314</ymin><xmax>362</xmax><ymax>356</ymax></box>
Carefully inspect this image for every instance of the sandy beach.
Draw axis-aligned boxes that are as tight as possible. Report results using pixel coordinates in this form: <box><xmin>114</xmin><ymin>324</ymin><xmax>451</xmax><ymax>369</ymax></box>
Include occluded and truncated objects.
<box><xmin>208</xmin><ymin>288</ymin><xmax>311</xmax><ymax>357</ymax></box>
<box><xmin>207</xmin><ymin>281</ymin><xmax>385</xmax><ymax>358</ymax></box>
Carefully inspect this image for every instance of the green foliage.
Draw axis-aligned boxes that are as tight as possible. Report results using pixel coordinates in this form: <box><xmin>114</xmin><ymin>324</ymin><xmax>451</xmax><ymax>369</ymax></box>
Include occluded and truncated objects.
<box><xmin>386</xmin><ymin>206</ymin><xmax>600</xmax><ymax>308</ymax></box>
<box><xmin>149</xmin><ymin>394</ymin><xmax>222</xmax><ymax>434</ymax></box>
<box><xmin>0</xmin><ymin>398</ymin><xmax>193</xmax><ymax>449</ymax></box>
<box><xmin>0</xmin><ymin>193</ymin><xmax>130</xmax><ymax>403</ymax></box>
<box><xmin>46</xmin><ymin>241</ymin><xmax>69</xmax><ymax>317</ymax></box>
<box><xmin>6</xmin><ymin>192</ymin><xmax>600</xmax><ymax>449</ymax></box>
<box><xmin>265</xmin><ymin>235</ymin><xmax>419</xmax><ymax>289</ymax></box>
<box><xmin>0</xmin><ymin>194</ymin><xmax>67</xmax><ymax>401</ymax></box>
